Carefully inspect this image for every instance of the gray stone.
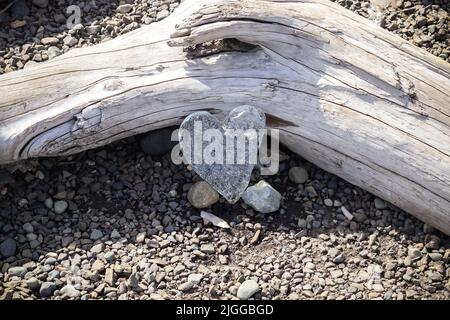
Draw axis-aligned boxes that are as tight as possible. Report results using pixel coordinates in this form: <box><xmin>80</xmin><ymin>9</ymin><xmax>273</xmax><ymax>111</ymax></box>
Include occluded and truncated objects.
<box><xmin>39</xmin><ymin>282</ymin><xmax>57</xmax><ymax>298</ymax></box>
<box><xmin>428</xmin><ymin>252</ymin><xmax>442</xmax><ymax>261</ymax></box>
<box><xmin>237</xmin><ymin>280</ymin><xmax>259</xmax><ymax>299</ymax></box>
<box><xmin>10</xmin><ymin>0</ymin><xmax>30</xmax><ymax>19</ymax></box>
<box><xmin>179</xmin><ymin>282</ymin><xmax>194</xmax><ymax>292</ymax></box>
<box><xmin>187</xmin><ymin>273</ymin><xmax>203</xmax><ymax>285</ymax></box>
<box><xmin>187</xmin><ymin>181</ymin><xmax>219</xmax><ymax>209</ymax></box>
<box><xmin>117</xmin><ymin>4</ymin><xmax>133</xmax><ymax>13</ymax></box>
<box><xmin>374</xmin><ymin>198</ymin><xmax>387</xmax><ymax>210</ymax></box>
<box><xmin>0</xmin><ymin>170</ymin><xmax>15</xmax><ymax>185</ymax></box>
<box><xmin>288</xmin><ymin>166</ymin><xmax>308</xmax><ymax>184</ymax></box>
<box><xmin>333</xmin><ymin>254</ymin><xmax>345</xmax><ymax>264</ymax></box>
<box><xmin>330</xmin><ymin>269</ymin><xmax>343</xmax><ymax>278</ymax></box>
<box><xmin>140</xmin><ymin>128</ymin><xmax>178</xmax><ymax>156</ymax></box>
<box><xmin>104</xmin><ymin>251</ymin><xmax>116</xmax><ymax>262</ymax></box>
<box><xmin>105</xmin><ymin>268</ymin><xmax>115</xmax><ymax>286</ymax></box>
<box><xmin>63</xmin><ymin>35</ymin><xmax>78</xmax><ymax>47</ymax></box>
<box><xmin>408</xmin><ymin>247</ymin><xmax>422</xmax><ymax>261</ymax></box>
<box><xmin>298</xmin><ymin>218</ymin><xmax>307</xmax><ymax>228</ymax></box>
<box><xmin>136</xmin><ymin>232</ymin><xmax>146</xmax><ymax>243</ymax></box>
<box><xmin>23</xmin><ymin>222</ymin><xmax>34</xmax><ymax>233</ymax></box>
<box><xmin>110</xmin><ymin>230</ymin><xmax>121</xmax><ymax>239</ymax></box>
<box><xmin>54</xmin><ymin>200</ymin><xmax>68</xmax><ymax>214</ymax></box>
<box><xmin>41</xmin><ymin>37</ymin><xmax>59</xmax><ymax>46</ymax></box>
<box><xmin>156</xmin><ymin>9</ymin><xmax>170</xmax><ymax>21</ymax></box>
<box><xmin>179</xmin><ymin>106</ymin><xmax>266</xmax><ymax>203</ymax></box>
<box><xmin>242</xmin><ymin>180</ymin><xmax>281</xmax><ymax>213</ymax></box>
<box><xmin>0</xmin><ymin>238</ymin><xmax>17</xmax><ymax>258</ymax></box>
<box><xmin>8</xmin><ymin>266</ymin><xmax>27</xmax><ymax>277</ymax></box>
<box><xmin>90</xmin><ymin>229</ymin><xmax>103</xmax><ymax>241</ymax></box>
<box><xmin>328</xmin><ymin>248</ymin><xmax>340</xmax><ymax>258</ymax></box>
<box><xmin>47</xmin><ymin>46</ymin><xmax>62</xmax><ymax>60</ymax></box>
<box><xmin>44</xmin><ymin>257</ymin><xmax>57</xmax><ymax>265</ymax></box>
<box><xmin>44</xmin><ymin>198</ymin><xmax>53</xmax><ymax>209</ymax></box>
<box><xmin>200</xmin><ymin>244</ymin><xmax>215</xmax><ymax>254</ymax></box>
<box><xmin>32</xmin><ymin>0</ymin><xmax>48</xmax><ymax>8</ymax></box>
<box><xmin>90</xmin><ymin>243</ymin><xmax>104</xmax><ymax>254</ymax></box>
<box><xmin>86</xmin><ymin>25</ymin><xmax>101</xmax><ymax>35</ymax></box>
<box><xmin>60</xmin><ymin>285</ymin><xmax>80</xmax><ymax>298</ymax></box>
<box><xmin>25</xmin><ymin>277</ymin><xmax>40</xmax><ymax>291</ymax></box>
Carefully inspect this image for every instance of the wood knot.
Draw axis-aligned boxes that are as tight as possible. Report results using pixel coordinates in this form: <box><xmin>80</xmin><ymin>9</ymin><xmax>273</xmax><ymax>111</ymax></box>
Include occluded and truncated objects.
<box><xmin>104</xmin><ymin>79</ymin><xmax>124</xmax><ymax>91</ymax></box>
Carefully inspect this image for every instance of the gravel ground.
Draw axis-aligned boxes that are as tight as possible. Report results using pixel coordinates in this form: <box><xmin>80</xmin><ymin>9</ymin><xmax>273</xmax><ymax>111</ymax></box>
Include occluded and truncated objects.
<box><xmin>0</xmin><ymin>136</ymin><xmax>449</xmax><ymax>300</ymax></box>
<box><xmin>0</xmin><ymin>0</ymin><xmax>448</xmax><ymax>74</ymax></box>
<box><xmin>0</xmin><ymin>0</ymin><xmax>449</xmax><ymax>300</ymax></box>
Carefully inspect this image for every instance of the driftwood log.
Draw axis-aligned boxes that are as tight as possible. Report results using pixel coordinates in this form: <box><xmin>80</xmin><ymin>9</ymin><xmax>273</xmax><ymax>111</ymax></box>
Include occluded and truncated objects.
<box><xmin>0</xmin><ymin>0</ymin><xmax>449</xmax><ymax>234</ymax></box>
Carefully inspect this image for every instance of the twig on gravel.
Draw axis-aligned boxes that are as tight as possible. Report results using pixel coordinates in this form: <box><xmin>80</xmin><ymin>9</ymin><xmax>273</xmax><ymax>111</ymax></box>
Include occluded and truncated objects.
<box><xmin>0</xmin><ymin>0</ymin><xmax>18</xmax><ymax>15</ymax></box>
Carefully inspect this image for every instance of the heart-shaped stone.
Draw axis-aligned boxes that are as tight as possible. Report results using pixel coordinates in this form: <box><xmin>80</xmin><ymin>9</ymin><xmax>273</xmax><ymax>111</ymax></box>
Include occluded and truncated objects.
<box><xmin>179</xmin><ymin>105</ymin><xmax>266</xmax><ymax>203</ymax></box>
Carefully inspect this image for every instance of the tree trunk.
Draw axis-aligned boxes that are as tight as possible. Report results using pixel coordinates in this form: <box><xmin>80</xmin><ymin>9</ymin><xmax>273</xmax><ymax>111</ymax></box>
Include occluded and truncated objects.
<box><xmin>0</xmin><ymin>0</ymin><xmax>449</xmax><ymax>234</ymax></box>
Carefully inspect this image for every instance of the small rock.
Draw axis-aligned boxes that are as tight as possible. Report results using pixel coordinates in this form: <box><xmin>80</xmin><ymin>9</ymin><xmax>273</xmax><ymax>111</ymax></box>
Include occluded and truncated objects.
<box><xmin>333</xmin><ymin>254</ymin><xmax>345</xmax><ymax>264</ymax></box>
<box><xmin>8</xmin><ymin>266</ymin><xmax>27</xmax><ymax>277</ymax></box>
<box><xmin>110</xmin><ymin>230</ymin><xmax>121</xmax><ymax>239</ymax></box>
<box><xmin>90</xmin><ymin>243</ymin><xmax>104</xmax><ymax>254</ymax></box>
<box><xmin>187</xmin><ymin>273</ymin><xmax>203</xmax><ymax>285</ymax></box>
<box><xmin>408</xmin><ymin>247</ymin><xmax>422</xmax><ymax>261</ymax></box>
<box><xmin>23</xmin><ymin>222</ymin><xmax>34</xmax><ymax>233</ymax></box>
<box><xmin>354</xmin><ymin>212</ymin><xmax>368</xmax><ymax>223</ymax></box>
<box><xmin>117</xmin><ymin>4</ymin><xmax>133</xmax><ymax>13</ymax></box>
<box><xmin>90</xmin><ymin>229</ymin><xmax>103</xmax><ymax>241</ymax></box>
<box><xmin>0</xmin><ymin>170</ymin><xmax>15</xmax><ymax>185</ymax></box>
<box><xmin>200</xmin><ymin>244</ymin><xmax>215</xmax><ymax>254</ymax></box>
<box><xmin>179</xmin><ymin>282</ymin><xmax>194</xmax><ymax>292</ymax></box>
<box><xmin>105</xmin><ymin>268</ymin><xmax>115</xmax><ymax>286</ymax></box>
<box><xmin>242</xmin><ymin>180</ymin><xmax>281</xmax><ymax>213</ymax></box>
<box><xmin>330</xmin><ymin>269</ymin><xmax>343</xmax><ymax>278</ymax></box>
<box><xmin>10</xmin><ymin>20</ymin><xmax>26</xmax><ymax>28</ymax></box>
<box><xmin>288</xmin><ymin>167</ymin><xmax>308</xmax><ymax>184</ymax></box>
<box><xmin>298</xmin><ymin>219</ymin><xmax>307</xmax><ymax>228</ymax></box>
<box><xmin>374</xmin><ymin>198</ymin><xmax>387</xmax><ymax>210</ymax></box>
<box><xmin>54</xmin><ymin>200</ymin><xmax>68</xmax><ymax>214</ymax></box>
<box><xmin>10</xmin><ymin>0</ymin><xmax>30</xmax><ymax>19</ymax></box>
<box><xmin>41</xmin><ymin>37</ymin><xmax>59</xmax><ymax>46</ymax></box>
<box><xmin>187</xmin><ymin>181</ymin><xmax>219</xmax><ymax>209</ymax></box>
<box><xmin>237</xmin><ymin>280</ymin><xmax>259</xmax><ymax>300</ymax></box>
<box><xmin>47</xmin><ymin>46</ymin><xmax>62</xmax><ymax>60</ymax></box>
<box><xmin>0</xmin><ymin>238</ymin><xmax>17</xmax><ymax>258</ymax></box>
<box><xmin>91</xmin><ymin>259</ymin><xmax>105</xmax><ymax>273</ymax></box>
<box><xmin>250</xmin><ymin>230</ymin><xmax>261</xmax><ymax>245</ymax></box>
<box><xmin>63</xmin><ymin>35</ymin><xmax>78</xmax><ymax>47</ymax></box>
<box><xmin>32</xmin><ymin>0</ymin><xmax>49</xmax><ymax>8</ymax></box>
<box><xmin>60</xmin><ymin>285</ymin><xmax>80</xmax><ymax>298</ymax></box>
<box><xmin>136</xmin><ymin>232</ymin><xmax>146</xmax><ymax>243</ymax></box>
<box><xmin>86</xmin><ymin>25</ymin><xmax>101</xmax><ymax>35</ymax></box>
<box><xmin>104</xmin><ymin>251</ymin><xmax>116</xmax><ymax>263</ymax></box>
<box><xmin>25</xmin><ymin>277</ymin><xmax>40</xmax><ymax>291</ymax></box>
<box><xmin>428</xmin><ymin>252</ymin><xmax>442</xmax><ymax>261</ymax></box>
<box><xmin>39</xmin><ymin>282</ymin><xmax>57</xmax><ymax>298</ymax></box>
<box><xmin>328</xmin><ymin>248</ymin><xmax>340</xmax><ymax>258</ymax></box>
<box><xmin>341</xmin><ymin>206</ymin><xmax>354</xmax><ymax>220</ymax></box>
<box><xmin>54</xmin><ymin>13</ymin><xmax>66</xmax><ymax>24</ymax></box>
<box><xmin>156</xmin><ymin>10</ymin><xmax>170</xmax><ymax>21</ymax></box>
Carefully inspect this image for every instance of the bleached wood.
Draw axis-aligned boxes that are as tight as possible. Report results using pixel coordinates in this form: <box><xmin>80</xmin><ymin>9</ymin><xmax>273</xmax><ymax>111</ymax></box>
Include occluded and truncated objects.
<box><xmin>0</xmin><ymin>0</ymin><xmax>449</xmax><ymax>234</ymax></box>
